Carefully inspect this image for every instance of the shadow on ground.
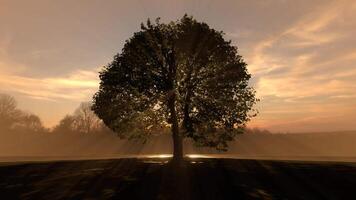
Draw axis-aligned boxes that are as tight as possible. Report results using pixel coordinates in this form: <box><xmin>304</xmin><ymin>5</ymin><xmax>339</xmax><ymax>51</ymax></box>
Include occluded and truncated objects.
<box><xmin>1</xmin><ymin>158</ymin><xmax>356</xmax><ymax>200</ymax></box>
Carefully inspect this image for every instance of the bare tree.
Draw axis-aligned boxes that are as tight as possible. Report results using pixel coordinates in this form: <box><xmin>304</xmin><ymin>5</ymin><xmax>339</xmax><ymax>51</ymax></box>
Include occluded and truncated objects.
<box><xmin>73</xmin><ymin>102</ymin><xmax>102</xmax><ymax>134</ymax></box>
<box><xmin>53</xmin><ymin>102</ymin><xmax>107</xmax><ymax>134</ymax></box>
<box><xmin>0</xmin><ymin>94</ymin><xmax>46</xmax><ymax>133</ymax></box>
<box><xmin>53</xmin><ymin>115</ymin><xmax>77</xmax><ymax>134</ymax></box>
<box><xmin>0</xmin><ymin>94</ymin><xmax>22</xmax><ymax>130</ymax></box>
<box><xmin>17</xmin><ymin>113</ymin><xmax>46</xmax><ymax>133</ymax></box>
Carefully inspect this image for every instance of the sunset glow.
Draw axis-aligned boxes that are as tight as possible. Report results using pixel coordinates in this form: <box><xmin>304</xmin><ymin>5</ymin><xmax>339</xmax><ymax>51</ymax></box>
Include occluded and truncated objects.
<box><xmin>0</xmin><ymin>0</ymin><xmax>355</xmax><ymax>132</ymax></box>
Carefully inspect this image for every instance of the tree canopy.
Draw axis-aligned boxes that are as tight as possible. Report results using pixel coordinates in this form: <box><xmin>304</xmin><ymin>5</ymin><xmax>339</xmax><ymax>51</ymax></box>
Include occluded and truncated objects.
<box><xmin>92</xmin><ymin>15</ymin><xmax>258</xmax><ymax>157</ymax></box>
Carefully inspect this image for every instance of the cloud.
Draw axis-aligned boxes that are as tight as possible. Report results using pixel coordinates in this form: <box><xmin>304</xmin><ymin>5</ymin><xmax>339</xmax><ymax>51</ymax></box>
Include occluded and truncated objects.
<box><xmin>282</xmin><ymin>1</ymin><xmax>343</xmax><ymax>47</ymax></box>
<box><xmin>0</xmin><ymin>0</ymin><xmax>355</xmax><ymax>131</ymax></box>
<box><xmin>248</xmin><ymin>0</ymin><xmax>356</xmax><ymax>97</ymax></box>
<box><xmin>242</xmin><ymin>0</ymin><xmax>356</xmax><ymax>131</ymax></box>
<box><xmin>0</xmin><ymin>34</ymin><xmax>100</xmax><ymax>102</ymax></box>
<box><xmin>0</xmin><ymin>69</ymin><xmax>99</xmax><ymax>101</ymax></box>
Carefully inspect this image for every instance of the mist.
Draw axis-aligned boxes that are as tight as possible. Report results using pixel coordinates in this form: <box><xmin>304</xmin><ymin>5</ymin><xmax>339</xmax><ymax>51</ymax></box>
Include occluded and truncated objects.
<box><xmin>1</xmin><ymin>93</ymin><xmax>356</xmax><ymax>163</ymax></box>
<box><xmin>2</xmin><ymin>129</ymin><xmax>356</xmax><ymax>162</ymax></box>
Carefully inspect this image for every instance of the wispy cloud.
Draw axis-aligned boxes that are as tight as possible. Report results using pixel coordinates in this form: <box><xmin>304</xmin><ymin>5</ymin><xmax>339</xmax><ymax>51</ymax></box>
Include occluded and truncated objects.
<box><xmin>0</xmin><ymin>0</ymin><xmax>355</xmax><ymax>131</ymax></box>
<box><xmin>282</xmin><ymin>1</ymin><xmax>344</xmax><ymax>47</ymax></box>
<box><xmin>0</xmin><ymin>69</ymin><xmax>99</xmax><ymax>101</ymax></box>
<box><xmin>242</xmin><ymin>0</ymin><xmax>356</xmax><ymax>131</ymax></box>
<box><xmin>248</xmin><ymin>0</ymin><xmax>356</xmax><ymax>97</ymax></box>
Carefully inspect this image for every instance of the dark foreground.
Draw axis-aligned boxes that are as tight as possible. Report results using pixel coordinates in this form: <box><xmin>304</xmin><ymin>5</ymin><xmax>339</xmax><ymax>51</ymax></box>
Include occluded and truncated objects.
<box><xmin>1</xmin><ymin>158</ymin><xmax>356</xmax><ymax>200</ymax></box>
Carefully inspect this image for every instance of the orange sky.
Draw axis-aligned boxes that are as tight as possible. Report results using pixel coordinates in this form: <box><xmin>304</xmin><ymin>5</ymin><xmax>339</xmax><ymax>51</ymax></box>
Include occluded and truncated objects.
<box><xmin>0</xmin><ymin>0</ymin><xmax>355</xmax><ymax>132</ymax></box>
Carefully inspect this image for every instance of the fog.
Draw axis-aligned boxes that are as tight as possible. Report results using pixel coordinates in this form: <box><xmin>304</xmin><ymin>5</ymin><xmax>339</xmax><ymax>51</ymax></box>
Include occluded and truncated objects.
<box><xmin>2</xmin><ymin>129</ymin><xmax>356</xmax><ymax>163</ymax></box>
<box><xmin>1</xmin><ymin>93</ymin><xmax>356</xmax><ymax>163</ymax></box>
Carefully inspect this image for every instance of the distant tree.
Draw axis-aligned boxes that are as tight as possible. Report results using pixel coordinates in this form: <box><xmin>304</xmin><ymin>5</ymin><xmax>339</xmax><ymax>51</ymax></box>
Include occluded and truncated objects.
<box><xmin>0</xmin><ymin>94</ymin><xmax>46</xmax><ymax>133</ymax></box>
<box><xmin>0</xmin><ymin>94</ymin><xmax>22</xmax><ymax>130</ymax></box>
<box><xmin>15</xmin><ymin>113</ymin><xmax>46</xmax><ymax>133</ymax></box>
<box><xmin>53</xmin><ymin>115</ymin><xmax>77</xmax><ymax>134</ymax></box>
<box><xmin>93</xmin><ymin>15</ymin><xmax>258</xmax><ymax>162</ymax></box>
<box><xmin>73</xmin><ymin>102</ymin><xmax>101</xmax><ymax>134</ymax></box>
<box><xmin>244</xmin><ymin>127</ymin><xmax>271</xmax><ymax>134</ymax></box>
<box><xmin>54</xmin><ymin>102</ymin><xmax>103</xmax><ymax>134</ymax></box>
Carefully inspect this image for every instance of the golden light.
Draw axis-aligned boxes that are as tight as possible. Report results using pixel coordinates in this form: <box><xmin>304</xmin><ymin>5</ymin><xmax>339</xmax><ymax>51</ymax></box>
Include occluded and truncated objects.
<box><xmin>186</xmin><ymin>154</ymin><xmax>213</xmax><ymax>159</ymax></box>
<box><xmin>146</xmin><ymin>154</ymin><xmax>172</xmax><ymax>159</ymax></box>
<box><xmin>143</xmin><ymin>154</ymin><xmax>214</xmax><ymax>159</ymax></box>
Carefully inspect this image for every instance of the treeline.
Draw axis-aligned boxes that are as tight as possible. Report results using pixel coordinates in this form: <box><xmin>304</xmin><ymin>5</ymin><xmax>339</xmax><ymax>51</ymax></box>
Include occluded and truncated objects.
<box><xmin>0</xmin><ymin>94</ymin><xmax>122</xmax><ymax>156</ymax></box>
<box><xmin>0</xmin><ymin>94</ymin><xmax>112</xmax><ymax>135</ymax></box>
<box><xmin>0</xmin><ymin>94</ymin><xmax>272</xmax><ymax>157</ymax></box>
<box><xmin>1</xmin><ymin>94</ymin><xmax>271</xmax><ymax>136</ymax></box>
<box><xmin>0</xmin><ymin>94</ymin><xmax>48</xmax><ymax>134</ymax></box>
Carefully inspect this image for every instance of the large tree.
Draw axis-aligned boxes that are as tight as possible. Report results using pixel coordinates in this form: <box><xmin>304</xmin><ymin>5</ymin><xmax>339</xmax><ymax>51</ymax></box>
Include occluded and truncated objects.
<box><xmin>92</xmin><ymin>16</ymin><xmax>258</xmax><ymax>162</ymax></box>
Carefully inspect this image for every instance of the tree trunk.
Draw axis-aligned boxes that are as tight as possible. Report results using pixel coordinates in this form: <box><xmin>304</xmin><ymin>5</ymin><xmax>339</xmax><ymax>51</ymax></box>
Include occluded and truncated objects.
<box><xmin>166</xmin><ymin>48</ymin><xmax>183</xmax><ymax>163</ymax></box>
<box><xmin>172</xmin><ymin>125</ymin><xmax>183</xmax><ymax>162</ymax></box>
<box><xmin>167</xmin><ymin>90</ymin><xmax>183</xmax><ymax>163</ymax></box>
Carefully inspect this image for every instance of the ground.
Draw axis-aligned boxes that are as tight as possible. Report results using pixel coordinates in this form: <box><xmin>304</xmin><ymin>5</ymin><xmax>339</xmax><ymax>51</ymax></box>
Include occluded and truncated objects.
<box><xmin>1</xmin><ymin>158</ymin><xmax>356</xmax><ymax>200</ymax></box>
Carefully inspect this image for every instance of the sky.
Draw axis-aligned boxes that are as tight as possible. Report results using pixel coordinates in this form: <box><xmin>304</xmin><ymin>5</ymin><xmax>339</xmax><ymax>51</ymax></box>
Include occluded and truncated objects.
<box><xmin>0</xmin><ymin>0</ymin><xmax>355</xmax><ymax>133</ymax></box>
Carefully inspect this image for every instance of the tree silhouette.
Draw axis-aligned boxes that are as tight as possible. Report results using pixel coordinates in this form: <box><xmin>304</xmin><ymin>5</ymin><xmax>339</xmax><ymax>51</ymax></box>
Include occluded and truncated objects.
<box><xmin>54</xmin><ymin>102</ymin><xmax>106</xmax><ymax>134</ymax></box>
<box><xmin>53</xmin><ymin>115</ymin><xmax>77</xmax><ymax>134</ymax></box>
<box><xmin>93</xmin><ymin>15</ymin><xmax>258</xmax><ymax>162</ymax></box>
<box><xmin>0</xmin><ymin>94</ymin><xmax>22</xmax><ymax>131</ymax></box>
<box><xmin>73</xmin><ymin>102</ymin><xmax>102</xmax><ymax>134</ymax></box>
<box><xmin>0</xmin><ymin>94</ymin><xmax>46</xmax><ymax>133</ymax></box>
<box><xmin>15</xmin><ymin>113</ymin><xmax>45</xmax><ymax>133</ymax></box>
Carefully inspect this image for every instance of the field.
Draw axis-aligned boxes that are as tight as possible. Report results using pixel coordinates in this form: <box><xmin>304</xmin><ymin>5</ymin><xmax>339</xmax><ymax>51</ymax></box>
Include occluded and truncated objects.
<box><xmin>1</xmin><ymin>158</ymin><xmax>356</xmax><ymax>200</ymax></box>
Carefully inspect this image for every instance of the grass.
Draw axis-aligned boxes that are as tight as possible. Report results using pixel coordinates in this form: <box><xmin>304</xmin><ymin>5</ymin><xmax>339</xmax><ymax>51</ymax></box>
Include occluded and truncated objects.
<box><xmin>1</xmin><ymin>158</ymin><xmax>356</xmax><ymax>199</ymax></box>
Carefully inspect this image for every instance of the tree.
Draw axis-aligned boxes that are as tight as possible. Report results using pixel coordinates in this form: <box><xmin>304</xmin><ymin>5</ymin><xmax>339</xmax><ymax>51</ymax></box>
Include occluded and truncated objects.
<box><xmin>73</xmin><ymin>102</ymin><xmax>102</xmax><ymax>134</ymax></box>
<box><xmin>54</xmin><ymin>102</ymin><xmax>103</xmax><ymax>134</ymax></box>
<box><xmin>0</xmin><ymin>94</ymin><xmax>46</xmax><ymax>133</ymax></box>
<box><xmin>53</xmin><ymin>115</ymin><xmax>77</xmax><ymax>134</ymax></box>
<box><xmin>15</xmin><ymin>113</ymin><xmax>46</xmax><ymax>133</ymax></box>
<box><xmin>0</xmin><ymin>94</ymin><xmax>23</xmax><ymax>131</ymax></box>
<box><xmin>244</xmin><ymin>127</ymin><xmax>271</xmax><ymax>134</ymax></box>
<box><xmin>92</xmin><ymin>15</ymin><xmax>258</xmax><ymax>162</ymax></box>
